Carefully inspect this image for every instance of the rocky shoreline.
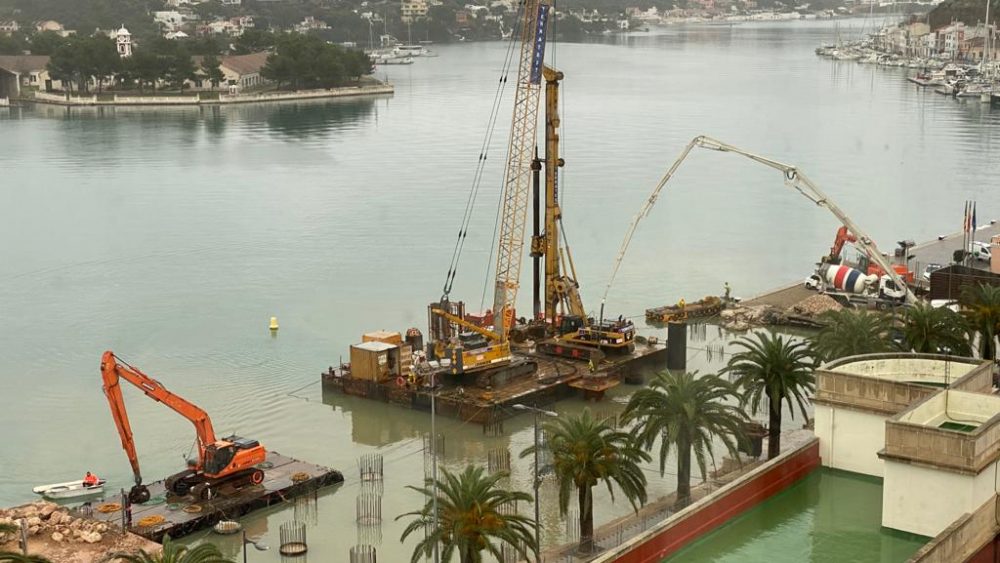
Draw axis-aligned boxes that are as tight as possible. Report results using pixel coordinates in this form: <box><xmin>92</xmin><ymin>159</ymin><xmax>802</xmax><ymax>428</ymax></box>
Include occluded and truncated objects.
<box><xmin>1</xmin><ymin>500</ymin><xmax>160</xmax><ymax>563</ymax></box>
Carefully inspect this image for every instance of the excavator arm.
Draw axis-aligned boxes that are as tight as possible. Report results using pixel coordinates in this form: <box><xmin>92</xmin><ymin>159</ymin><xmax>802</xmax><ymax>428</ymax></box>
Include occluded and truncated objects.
<box><xmin>430</xmin><ymin>308</ymin><xmax>501</xmax><ymax>341</ymax></box>
<box><xmin>602</xmin><ymin>135</ymin><xmax>917</xmax><ymax>305</ymax></box>
<box><xmin>100</xmin><ymin>350</ymin><xmax>218</xmax><ymax>502</ymax></box>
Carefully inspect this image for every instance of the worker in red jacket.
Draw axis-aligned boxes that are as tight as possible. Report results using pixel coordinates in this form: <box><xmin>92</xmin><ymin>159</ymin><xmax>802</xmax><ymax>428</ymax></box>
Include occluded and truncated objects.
<box><xmin>83</xmin><ymin>472</ymin><xmax>100</xmax><ymax>487</ymax></box>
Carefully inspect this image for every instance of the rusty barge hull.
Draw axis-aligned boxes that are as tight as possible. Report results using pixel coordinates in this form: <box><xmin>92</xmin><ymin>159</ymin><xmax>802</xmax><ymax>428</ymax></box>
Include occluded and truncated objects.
<box><xmin>322</xmin><ymin>343</ymin><xmax>668</xmax><ymax>424</ymax></box>
<box><xmin>84</xmin><ymin>452</ymin><xmax>343</xmax><ymax>542</ymax></box>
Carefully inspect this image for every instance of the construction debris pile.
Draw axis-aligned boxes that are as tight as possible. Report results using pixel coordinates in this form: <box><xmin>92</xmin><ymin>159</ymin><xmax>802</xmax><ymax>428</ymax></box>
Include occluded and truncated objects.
<box><xmin>721</xmin><ymin>294</ymin><xmax>841</xmax><ymax>331</ymax></box>
<box><xmin>1</xmin><ymin>501</ymin><xmax>108</xmax><ymax>544</ymax></box>
<box><xmin>791</xmin><ymin>294</ymin><xmax>843</xmax><ymax>317</ymax></box>
<box><xmin>0</xmin><ymin>501</ymin><xmax>159</xmax><ymax>563</ymax></box>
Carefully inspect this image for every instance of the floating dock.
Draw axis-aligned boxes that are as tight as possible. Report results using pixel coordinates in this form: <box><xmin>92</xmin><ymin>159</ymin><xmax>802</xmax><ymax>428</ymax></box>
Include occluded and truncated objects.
<box><xmin>323</xmin><ymin>343</ymin><xmax>668</xmax><ymax>424</ymax></box>
<box><xmin>82</xmin><ymin>452</ymin><xmax>343</xmax><ymax>542</ymax></box>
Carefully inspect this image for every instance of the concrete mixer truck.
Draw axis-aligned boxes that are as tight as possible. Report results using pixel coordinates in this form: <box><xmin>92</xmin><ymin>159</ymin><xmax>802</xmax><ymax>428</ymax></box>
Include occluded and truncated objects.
<box><xmin>807</xmin><ymin>263</ymin><xmax>907</xmax><ymax>302</ymax></box>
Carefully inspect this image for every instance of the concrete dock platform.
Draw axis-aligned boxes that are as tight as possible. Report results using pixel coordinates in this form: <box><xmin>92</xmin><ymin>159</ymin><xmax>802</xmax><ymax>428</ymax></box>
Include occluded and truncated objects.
<box><xmin>323</xmin><ymin>343</ymin><xmax>668</xmax><ymax>424</ymax></box>
<box><xmin>745</xmin><ymin>222</ymin><xmax>1000</xmax><ymax>312</ymax></box>
<box><xmin>82</xmin><ymin>452</ymin><xmax>343</xmax><ymax>542</ymax></box>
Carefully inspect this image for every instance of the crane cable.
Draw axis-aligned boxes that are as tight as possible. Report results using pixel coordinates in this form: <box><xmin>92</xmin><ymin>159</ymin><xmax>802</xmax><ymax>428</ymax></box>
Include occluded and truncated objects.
<box><xmin>441</xmin><ymin>5</ymin><xmax>524</xmax><ymax>300</ymax></box>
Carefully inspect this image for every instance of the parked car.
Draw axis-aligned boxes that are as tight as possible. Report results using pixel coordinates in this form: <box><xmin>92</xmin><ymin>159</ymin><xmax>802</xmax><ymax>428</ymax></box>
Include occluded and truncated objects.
<box><xmin>804</xmin><ymin>274</ymin><xmax>821</xmax><ymax>290</ymax></box>
<box><xmin>922</xmin><ymin>263</ymin><xmax>943</xmax><ymax>281</ymax></box>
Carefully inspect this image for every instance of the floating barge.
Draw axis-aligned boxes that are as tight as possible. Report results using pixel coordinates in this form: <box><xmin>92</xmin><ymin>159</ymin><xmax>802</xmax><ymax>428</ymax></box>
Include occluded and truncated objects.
<box><xmin>322</xmin><ymin>342</ymin><xmax>668</xmax><ymax>424</ymax></box>
<box><xmin>646</xmin><ymin>296</ymin><xmax>723</xmax><ymax>323</ymax></box>
<box><xmin>82</xmin><ymin>452</ymin><xmax>343</xmax><ymax>542</ymax></box>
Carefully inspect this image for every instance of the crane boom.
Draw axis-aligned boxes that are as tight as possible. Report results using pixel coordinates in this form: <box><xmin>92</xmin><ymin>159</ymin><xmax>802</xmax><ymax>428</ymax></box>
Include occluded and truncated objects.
<box><xmin>101</xmin><ymin>351</ymin><xmax>217</xmax><ymax>488</ymax></box>
<box><xmin>602</xmin><ymin>135</ymin><xmax>916</xmax><ymax>305</ymax></box>
<box><xmin>492</xmin><ymin>0</ymin><xmax>551</xmax><ymax>341</ymax></box>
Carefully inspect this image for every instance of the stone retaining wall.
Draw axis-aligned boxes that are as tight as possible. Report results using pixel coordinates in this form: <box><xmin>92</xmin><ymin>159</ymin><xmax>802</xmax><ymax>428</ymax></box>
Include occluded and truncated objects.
<box><xmin>28</xmin><ymin>84</ymin><xmax>393</xmax><ymax>106</ymax></box>
<box><xmin>909</xmin><ymin>495</ymin><xmax>1000</xmax><ymax>563</ymax></box>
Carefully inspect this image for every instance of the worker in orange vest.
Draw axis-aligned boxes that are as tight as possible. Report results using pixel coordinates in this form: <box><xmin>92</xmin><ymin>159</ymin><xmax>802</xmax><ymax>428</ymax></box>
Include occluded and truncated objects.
<box><xmin>82</xmin><ymin>472</ymin><xmax>100</xmax><ymax>487</ymax></box>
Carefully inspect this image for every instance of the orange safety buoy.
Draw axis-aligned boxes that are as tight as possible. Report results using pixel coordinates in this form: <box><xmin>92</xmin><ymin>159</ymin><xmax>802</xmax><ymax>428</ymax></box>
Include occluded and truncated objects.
<box><xmin>396</xmin><ymin>377</ymin><xmax>405</xmax><ymax>387</ymax></box>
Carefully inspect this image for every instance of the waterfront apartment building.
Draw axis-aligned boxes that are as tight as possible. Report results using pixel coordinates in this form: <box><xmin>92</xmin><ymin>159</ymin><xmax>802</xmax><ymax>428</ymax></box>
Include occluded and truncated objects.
<box><xmin>401</xmin><ymin>0</ymin><xmax>429</xmax><ymax>23</ymax></box>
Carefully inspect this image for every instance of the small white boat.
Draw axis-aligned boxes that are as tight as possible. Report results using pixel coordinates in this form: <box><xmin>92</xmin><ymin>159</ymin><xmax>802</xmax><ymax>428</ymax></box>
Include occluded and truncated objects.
<box><xmin>33</xmin><ymin>479</ymin><xmax>107</xmax><ymax>500</ymax></box>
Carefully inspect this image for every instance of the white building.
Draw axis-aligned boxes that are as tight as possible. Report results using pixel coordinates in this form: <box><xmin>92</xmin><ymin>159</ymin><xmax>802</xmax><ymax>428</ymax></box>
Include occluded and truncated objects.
<box><xmin>881</xmin><ymin>390</ymin><xmax>1000</xmax><ymax>537</ymax></box>
<box><xmin>401</xmin><ymin>0</ymin><xmax>429</xmax><ymax>23</ymax></box>
<box><xmin>116</xmin><ymin>25</ymin><xmax>133</xmax><ymax>58</ymax></box>
<box><xmin>154</xmin><ymin>11</ymin><xmax>186</xmax><ymax>32</ymax></box>
<box><xmin>813</xmin><ymin>354</ymin><xmax>990</xmax><ymax>477</ymax></box>
<box><xmin>0</xmin><ymin>20</ymin><xmax>19</xmax><ymax>34</ymax></box>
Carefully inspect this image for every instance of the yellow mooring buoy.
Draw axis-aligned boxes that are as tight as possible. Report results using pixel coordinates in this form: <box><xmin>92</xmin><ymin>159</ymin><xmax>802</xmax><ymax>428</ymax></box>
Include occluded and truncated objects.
<box><xmin>269</xmin><ymin>316</ymin><xmax>279</xmax><ymax>331</ymax></box>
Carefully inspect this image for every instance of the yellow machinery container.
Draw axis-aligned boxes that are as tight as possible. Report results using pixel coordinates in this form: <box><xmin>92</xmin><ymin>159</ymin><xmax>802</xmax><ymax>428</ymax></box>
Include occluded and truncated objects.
<box><xmin>350</xmin><ymin>341</ymin><xmax>401</xmax><ymax>382</ymax></box>
<box><xmin>362</xmin><ymin>330</ymin><xmax>403</xmax><ymax>346</ymax></box>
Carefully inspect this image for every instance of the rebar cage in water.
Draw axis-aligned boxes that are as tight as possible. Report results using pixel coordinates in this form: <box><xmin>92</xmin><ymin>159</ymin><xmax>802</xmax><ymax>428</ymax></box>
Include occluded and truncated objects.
<box><xmin>278</xmin><ymin>520</ymin><xmax>308</xmax><ymax>556</ymax></box>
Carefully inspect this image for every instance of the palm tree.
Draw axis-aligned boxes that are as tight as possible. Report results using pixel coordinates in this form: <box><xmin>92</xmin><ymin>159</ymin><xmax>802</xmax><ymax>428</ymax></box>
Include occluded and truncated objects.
<box><xmin>960</xmin><ymin>283</ymin><xmax>1000</xmax><ymax>360</ymax></box>
<box><xmin>111</xmin><ymin>536</ymin><xmax>232</xmax><ymax>563</ymax></box>
<box><xmin>811</xmin><ymin>309</ymin><xmax>893</xmax><ymax>361</ymax></box>
<box><xmin>622</xmin><ymin>371</ymin><xmax>748</xmax><ymax>510</ymax></box>
<box><xmin>522</xmin><ymin>409</ymin><xmax>650</xmax><ymax>555</ymax></box>
<box><xmin>725</xmin><ymin>331</ymin><xmax>816</xmax><ymax>460</ymax></box>
<box><xmin>899</xmin><ymin>302</ymin><xmax>971</xmax><ymax>356</ymax></box>
<box><xmin>397</xmin><ymin>465</ymin><xmax>535</xmax><ymax>563</ymax></box>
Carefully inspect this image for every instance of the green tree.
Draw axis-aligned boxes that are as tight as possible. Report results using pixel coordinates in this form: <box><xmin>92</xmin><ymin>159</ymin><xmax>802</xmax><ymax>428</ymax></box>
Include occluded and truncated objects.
<box><xmin>47</xmin><ymin>40</ymin><xmax>86</xmax><ymax>92</ymax></box>
<box><xmin>111</xmin><ymin>535</ymin><xmax>232</xmax><ymax>563</ymax></box>
<box><xmin>232</xmin><ymin>29</ymin><xmax>276</xmax><ymax>55</ymax></box>
<box><xmin>127</xmin><ymin>49</ymin><xmax>164</xmax><ymax>92</ymax></box>
<box><xmin>960</xmin><ymin>283</ymin><xmax>1000</xmax><ymax>360</ymax></box>
<box><xmin>725</xmin><ymin>332</ymin><xmax>816</xmax><ymax>460</ymax></box>
<box><xmin>200</xmin><ymin>54</ymin><xmax>225</xmax><ymax>90</ymax></box>
<box><xmin>899</xmin><ymin>303</ymin><xmax>971</xmax><ymax>356</ymax></box>
<box><xmin>85</xmin><ymin>35</ymin><xmax>121</xmax><ymax>93</ymax></box>
<box><xmin>811</xmin><ymin>309</ymin><xmax>893</xmax><ymax>362</ymax></box>
<box><xmin>0</xmin><ymin>31</ymin><xmax>29</xmax><ymax>55</ymax></box>
<box><xmin>396</xmin><ymin>465</ymin><xmax>535</xmax><ymax>563</ymax></box>
<box><xmin>623</xmin><ymin>371</ymin><xmax>747</xmax><ymax>509</ymax></box>
<box><xmin>28</xmin><ymin>31</ymin><xmax>66</xmax><ymax>55</ymax></box>
<box><xmin>522</xmin><ymin>409</ymin><xmax>649</xmax><ymax>554</ymax></box>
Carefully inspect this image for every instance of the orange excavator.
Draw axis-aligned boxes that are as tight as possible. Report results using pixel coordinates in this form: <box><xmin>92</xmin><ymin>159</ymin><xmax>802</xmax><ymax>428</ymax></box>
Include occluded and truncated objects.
<box><xmin>101</xmin><ymin>351</ymin><xmax>267</xmax><ymax>504</ymax></box>
<box><xmin>825</xmin><ymin>225</ymin><xmax>857</xmax><ymax>264</ymax></box>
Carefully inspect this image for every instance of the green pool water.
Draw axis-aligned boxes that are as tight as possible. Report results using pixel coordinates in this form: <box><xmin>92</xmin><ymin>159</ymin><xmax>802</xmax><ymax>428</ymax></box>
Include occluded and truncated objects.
<box><xmin>666</xmin><ymin>469</ymin><xmax>928</xmax><ymax>563</ymax></box>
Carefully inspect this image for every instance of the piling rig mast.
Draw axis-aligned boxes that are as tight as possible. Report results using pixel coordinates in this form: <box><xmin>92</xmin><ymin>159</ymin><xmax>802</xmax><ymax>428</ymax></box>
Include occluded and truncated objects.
<box><xmin>429</xmin><ymin>0</ymin><xmax>552</xmax><ymax>374</ymax></box>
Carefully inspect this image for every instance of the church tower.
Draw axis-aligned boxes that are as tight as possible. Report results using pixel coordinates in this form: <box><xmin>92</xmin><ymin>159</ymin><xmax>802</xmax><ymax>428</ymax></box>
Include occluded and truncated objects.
<box><xmin>116</xmin><ymin>25</ymin><xmax>132</xmax><ymax>58</ymax></box>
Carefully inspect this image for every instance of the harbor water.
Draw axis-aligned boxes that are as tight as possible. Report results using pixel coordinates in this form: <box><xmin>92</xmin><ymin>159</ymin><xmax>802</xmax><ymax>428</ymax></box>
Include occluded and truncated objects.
<box><xmin>1</xmin><ymin>19</ymin><xmax>996</xmax><ymax>560</ymax></box>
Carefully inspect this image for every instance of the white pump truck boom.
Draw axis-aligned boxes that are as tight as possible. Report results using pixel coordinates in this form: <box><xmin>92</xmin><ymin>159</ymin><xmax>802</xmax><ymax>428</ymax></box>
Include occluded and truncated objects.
<box><xmin>603</xmin><ymin>135</ymin><xmax>917</xmax><ymax>307</ymax></box>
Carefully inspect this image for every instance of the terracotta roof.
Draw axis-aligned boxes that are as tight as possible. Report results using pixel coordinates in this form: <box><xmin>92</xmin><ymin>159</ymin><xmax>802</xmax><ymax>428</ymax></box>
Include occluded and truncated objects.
<box><xmin>220</xmin><ymin>51</ymin><xmax>270</xmax><ymax>76</ymax></box>
<box><xmin>0</xmin><ymin>55</ymin><xmax>51</xmax><ymax>74</ymax></box>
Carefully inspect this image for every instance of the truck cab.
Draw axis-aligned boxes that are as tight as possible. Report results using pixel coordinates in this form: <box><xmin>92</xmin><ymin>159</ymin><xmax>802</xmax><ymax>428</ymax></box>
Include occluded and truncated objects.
<box><xmin>971</xmin><ymin>241</ymin><xmax>992</xmax><ymax>263</ymax></box>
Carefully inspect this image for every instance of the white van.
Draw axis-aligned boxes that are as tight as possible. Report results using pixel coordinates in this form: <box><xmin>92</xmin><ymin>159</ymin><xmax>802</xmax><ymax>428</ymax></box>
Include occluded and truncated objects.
<box><xmin>971</xmin><ymin>241</ymin><xmax>993</xmax><ymax>263</ymax></box>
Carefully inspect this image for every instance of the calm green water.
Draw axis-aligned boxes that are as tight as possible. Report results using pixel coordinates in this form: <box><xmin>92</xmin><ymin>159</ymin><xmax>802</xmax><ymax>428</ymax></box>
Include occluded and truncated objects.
<box><xmin>667</xmin><ymin>469</ymin><xmax>928</xmax><ymax>563</ymax></box>
<box><xmin>1</xmin><ymin>19</ymin><xmax>998</xmax><ymax>561</ymax></box>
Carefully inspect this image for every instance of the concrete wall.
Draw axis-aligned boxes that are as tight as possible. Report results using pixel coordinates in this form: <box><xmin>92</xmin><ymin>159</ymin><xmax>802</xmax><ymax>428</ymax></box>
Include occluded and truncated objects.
<box><xmin>28</xmin><ymin>85</ymin><xmax>395</xmax><ymax>106</ymax></box>
<box><xmin>883</xmin><ymin>458</ymin><xmax>997</xmax><ymax>537</ymax></box>
<box><xmin>814</xmin><ymin>403</ymin><xmax>887</xmax><ymax>476</ymax></box>
<box><xmin>910</xmin><ymin>495</ymin><xmax>999</xmax><ymax>563</ymax></box>
<box><xmin>592</xmin><ymin>438</ymin><xmax>820</xmax><ymax>563</ymax></box>
<box><xmin>827</xmin><ymin>355</ymin><xmax>980</xmax><ymax>382</ymax></box>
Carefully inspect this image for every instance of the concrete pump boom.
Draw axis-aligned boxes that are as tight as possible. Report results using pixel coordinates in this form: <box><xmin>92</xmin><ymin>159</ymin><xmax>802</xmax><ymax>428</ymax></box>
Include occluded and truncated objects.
<box><xmin>602</xmin><ymin>135</ymin><xmax>917</xmax><ymax>306</ymax></box>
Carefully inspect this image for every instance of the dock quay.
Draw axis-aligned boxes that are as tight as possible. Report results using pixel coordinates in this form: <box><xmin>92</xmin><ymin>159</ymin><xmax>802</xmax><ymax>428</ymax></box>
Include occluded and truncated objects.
<box><xmin>743</xmin><ymin>222</ymin><xmax>1000</xmax><ymax>317</ymax></box>
<box><xmin>323</xmin><ymin>343</ymin><xmax>668</xmax><ymax>424</ymax></box>
<box><xmin>82</xmin><ymin>452</ymin><xmax>343</xmax><ymax>542</ymax></box>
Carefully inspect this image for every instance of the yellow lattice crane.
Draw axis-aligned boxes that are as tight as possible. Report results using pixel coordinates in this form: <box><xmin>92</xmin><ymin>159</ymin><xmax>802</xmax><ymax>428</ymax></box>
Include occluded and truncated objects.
<box><xmin>427</xmin><ymin>0</ymin><xmax>553</xmax><ymax>375</ymax></box>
